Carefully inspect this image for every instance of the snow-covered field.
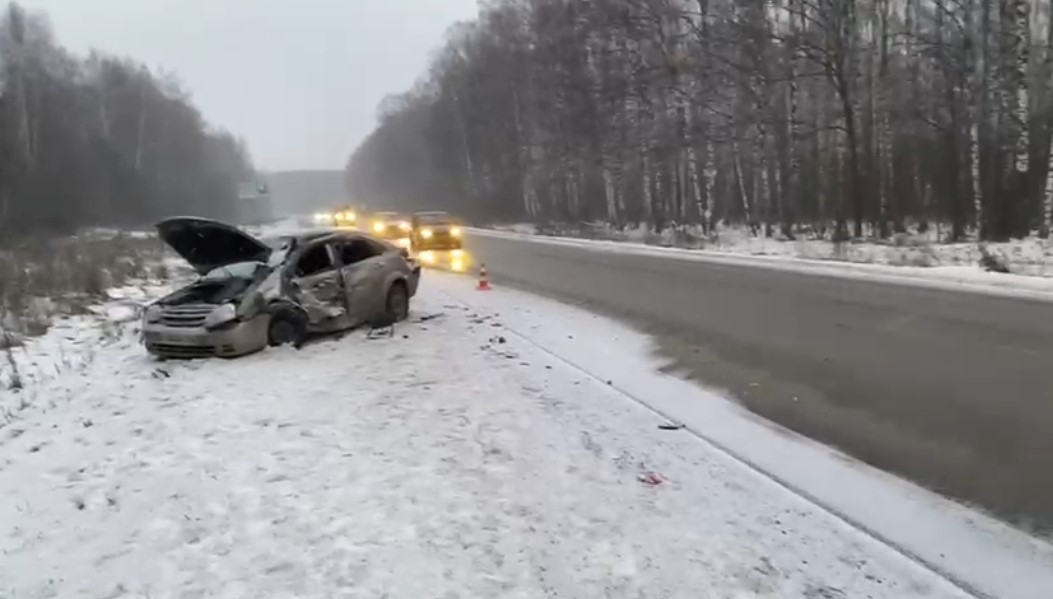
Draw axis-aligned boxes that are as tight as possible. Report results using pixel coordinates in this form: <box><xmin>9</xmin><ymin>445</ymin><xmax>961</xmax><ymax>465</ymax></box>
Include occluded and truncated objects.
<box><xmin>478</xmin><ymin>226</ymin><xmax>1053</xmax><ymax>300</ymax></box>
<box><xmin>1</xmin><ymin>270</ymin><xmax>1051</xmax><ymax>598</ymax></box>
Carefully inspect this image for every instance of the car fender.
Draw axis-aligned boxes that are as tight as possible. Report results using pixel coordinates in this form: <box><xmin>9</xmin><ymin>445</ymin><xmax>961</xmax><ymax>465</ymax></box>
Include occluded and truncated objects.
<box><xmin>381</xmin><ymin>271</ymin><xmax>410</xmax><ymax>305</ymax></box>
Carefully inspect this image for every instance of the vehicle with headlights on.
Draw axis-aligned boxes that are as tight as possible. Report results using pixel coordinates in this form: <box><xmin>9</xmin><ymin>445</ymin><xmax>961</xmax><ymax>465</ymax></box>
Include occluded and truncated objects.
<box><xmin>410</xmin><ymin>211</ymin><xmax>468</xmax><ymax>271</ymax></box>
<box><xmin>368</xmin><ymin>211</ymin><xmax>413</xmax><ymax>249</ymax></box>
<box><xmin>313</xmin><ymin>205</ymin><xmax>359</xmax><ymax>228</ymax></box>
<box><xmin>411</xmin><ymin>211</ymin><xmax>464</xmax><ymax>251</ymax></box>
<box><xmin>143</xmin><ymin>217</ymin><xmax>420</xmax><ymax>359</ymax></box>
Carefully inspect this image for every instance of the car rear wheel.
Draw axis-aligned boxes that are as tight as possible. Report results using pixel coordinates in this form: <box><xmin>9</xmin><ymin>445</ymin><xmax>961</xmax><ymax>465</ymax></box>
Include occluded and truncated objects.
<box><xmin>268</xmin><ymin>309</ymin><xmax>305</xmax><ymax>347</ymax></box>
<box><xmin>385</xmin><ymin>282</ymin><xmax>410</xmax><ymax>323</ymax></box>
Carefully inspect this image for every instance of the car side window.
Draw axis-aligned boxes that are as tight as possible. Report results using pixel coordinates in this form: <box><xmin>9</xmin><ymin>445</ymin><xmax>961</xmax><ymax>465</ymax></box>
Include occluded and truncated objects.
<box><xmin>295</xmin><ymin>244</ymin><xmax>334</xmax><ymax>277</ymax></box>
<box><xmin>339</xmin><ymin>239</ymin><xmax>384</xmax><ymax>266</ymax></box>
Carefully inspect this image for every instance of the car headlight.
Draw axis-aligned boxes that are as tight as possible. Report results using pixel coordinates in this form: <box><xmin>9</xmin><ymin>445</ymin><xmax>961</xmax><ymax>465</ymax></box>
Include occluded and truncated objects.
<box><xmin>346</xmin><ymin>211</ymin><xmax>356</xmax><ymax>222</ymax></box>
<box><xmin>204</xmin><ymin>303</ymin><xmax>238</xmax><ymax>330</ymax></box>
<box><xmin>373</xmin><ymin>222</ymin><xmax>386</xmax><ymax>233</ymax></box>
<box><xmin>421</xmin><ymin>228</ymin><xmax>434</xmax><ymax>239</ymax></box>
<box><xmin>450</xmin><ymin>227</ymin><xmax>462</xmax><ymax>237</ymax></box>
<box><xmin>144</xmin><ymin>304</ymin><xmax>162</xmax><ymax>324</ymax></box>
<box><xmin>315</xmin><ymin>212</ymin><xmax>331</xmax><ymax>221</ymax></box>
<box><xmin>399</xmin><ymin>221</ymin><xmax>411</xmax><ymax>231</ymax></box>
<box><xmin>420</xmin><ymin>250</ymin><xmax>436</xmax><ymax>264</ymax></box>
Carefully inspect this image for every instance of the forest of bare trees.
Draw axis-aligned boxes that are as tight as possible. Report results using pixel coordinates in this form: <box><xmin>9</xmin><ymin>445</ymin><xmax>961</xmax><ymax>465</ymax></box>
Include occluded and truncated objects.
<box><xmin>347</xmin><ymin>0</ymin><xmax>1053</xmax><ymax>242</ymax></box>
<box><xmin>0</xmin><ymin>3</ymin><xmax>254</xmax><ymax>238</ymax></box>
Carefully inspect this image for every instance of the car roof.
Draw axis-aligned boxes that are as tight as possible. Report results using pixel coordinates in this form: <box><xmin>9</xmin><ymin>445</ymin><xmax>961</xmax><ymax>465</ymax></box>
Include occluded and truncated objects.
<box><xmin>295</xmin><ymin>229</ymin><xmax>391</xmax><ymax>246</ymax></box>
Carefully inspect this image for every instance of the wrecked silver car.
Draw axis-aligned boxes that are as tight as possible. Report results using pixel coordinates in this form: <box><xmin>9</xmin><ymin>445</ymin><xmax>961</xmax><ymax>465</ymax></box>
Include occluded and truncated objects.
<box><xmin>143</xmin><ymin>218</ymin><xmax>421</xmax><ymax>358</ymax></box>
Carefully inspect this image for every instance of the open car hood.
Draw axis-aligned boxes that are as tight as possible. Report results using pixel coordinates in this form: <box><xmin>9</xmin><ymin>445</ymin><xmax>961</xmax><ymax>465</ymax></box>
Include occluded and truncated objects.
<box><xmin>156</xmin><ymin>217</ymin><xmax>271</xmax><ymax>274</ymax></box>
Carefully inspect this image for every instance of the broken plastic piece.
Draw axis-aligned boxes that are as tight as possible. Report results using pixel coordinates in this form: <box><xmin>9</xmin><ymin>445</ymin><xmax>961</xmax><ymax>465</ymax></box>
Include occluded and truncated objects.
<box><xmin>637</xmin><ymin>472</ymin><xmax>663</xmax><ymax>486</ymax></box>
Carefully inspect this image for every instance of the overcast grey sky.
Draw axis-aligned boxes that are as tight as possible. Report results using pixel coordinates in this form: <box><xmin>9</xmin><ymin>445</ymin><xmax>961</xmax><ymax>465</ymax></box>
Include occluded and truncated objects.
<box><xmin>19</xmin><ymin>0</ymin><xmax>479</xmax><ymax>171</ymax></box>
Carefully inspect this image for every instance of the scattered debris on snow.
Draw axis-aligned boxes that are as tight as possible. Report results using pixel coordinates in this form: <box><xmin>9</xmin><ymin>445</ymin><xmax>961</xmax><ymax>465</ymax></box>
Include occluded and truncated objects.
<box><xmin>0</xmin><ymin>274</ymin><xmax>986</xmax><ymax>599</ymax></box>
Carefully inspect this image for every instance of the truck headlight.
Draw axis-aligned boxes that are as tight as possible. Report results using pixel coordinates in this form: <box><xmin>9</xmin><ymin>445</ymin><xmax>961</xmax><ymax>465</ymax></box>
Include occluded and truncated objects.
<box><xmin>421</xmin><ymin>228</ymin><xmax>434</xmax><ymax>239</ymax></box>
<box><xmin>451</xmin><ymin>227</ymin><xmax>462</xmax><ymax>238</ymax></box>
<box><xmin>204</xmin><ymin>303</ymin><xmax>238</xmax><ymax>330</ymax></box>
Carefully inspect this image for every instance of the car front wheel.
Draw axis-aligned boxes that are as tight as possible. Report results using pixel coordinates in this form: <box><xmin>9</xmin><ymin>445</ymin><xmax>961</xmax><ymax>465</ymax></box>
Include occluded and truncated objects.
<box><xmin>385</xmin><ymin>282</ymin><xmax>410</xmax><ymax>323</ymax></box>
<box><xmin>268</xmin><ymin>308</ymin><xmax>306</xmax><ymax>347</ymax></box>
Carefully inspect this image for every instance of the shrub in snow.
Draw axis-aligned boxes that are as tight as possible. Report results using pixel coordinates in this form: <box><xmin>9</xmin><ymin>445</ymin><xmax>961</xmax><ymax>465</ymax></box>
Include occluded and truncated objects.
<box><xmin>979</xmin><ymin>246</ymin><xmax>1011</xmax><ymax>274</ymax></box>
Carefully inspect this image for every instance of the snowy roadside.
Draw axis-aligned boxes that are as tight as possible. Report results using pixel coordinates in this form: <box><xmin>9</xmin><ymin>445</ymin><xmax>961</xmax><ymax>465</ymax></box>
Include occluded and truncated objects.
<box><xmin>475</xmin><ymin>227</ymin><xmax>1053</xmax><ymax>301</ymax></box>
<box><xmin>0</xmin><ymin>275</ymin><xmax>993</xmax><ymax>599</ymax></box>
<box><xmin>1</xmin><ymin>283</ymin><xmax>173</xmax><ymax>423</ymax></box>
<box><xmin>435</xmin><ymin>271</ymin><xmax>1053</xmax><ymax>599</ymax></box>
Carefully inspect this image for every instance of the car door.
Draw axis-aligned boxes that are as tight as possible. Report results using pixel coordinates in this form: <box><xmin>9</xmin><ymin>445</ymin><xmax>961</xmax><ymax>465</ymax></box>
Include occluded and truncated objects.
<box><xmin>290</xmin><ymin>241</ymin><xmax>349</xmax><ymax>331</ymax></box>
<box><xmin>336</xmin><ymin>238</ymin><xmax>388</xmax><ymax>325</ymax></box>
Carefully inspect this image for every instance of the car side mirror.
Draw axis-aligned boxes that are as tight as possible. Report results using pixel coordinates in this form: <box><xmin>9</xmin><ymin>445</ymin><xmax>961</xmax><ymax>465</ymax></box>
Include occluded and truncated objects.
<box><xmin>399</xmin><ymin>248</ymin><xmax>410</xmax><ymax>259</ymax></box>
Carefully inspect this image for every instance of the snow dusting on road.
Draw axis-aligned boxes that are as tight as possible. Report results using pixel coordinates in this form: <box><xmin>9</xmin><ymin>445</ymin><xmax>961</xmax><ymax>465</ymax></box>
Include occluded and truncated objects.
<box><xmin>0</xmin><ymin>271</ymin><xmax>1029</xmax><ymax>598</ymax></box>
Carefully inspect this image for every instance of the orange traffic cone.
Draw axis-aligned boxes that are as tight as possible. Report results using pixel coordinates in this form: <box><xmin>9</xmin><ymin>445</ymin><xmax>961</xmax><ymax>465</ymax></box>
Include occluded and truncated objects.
<box><xmin>477</xmin><ymin>263</ymin><xmax>492</xmax><ymax>291</ymax></box>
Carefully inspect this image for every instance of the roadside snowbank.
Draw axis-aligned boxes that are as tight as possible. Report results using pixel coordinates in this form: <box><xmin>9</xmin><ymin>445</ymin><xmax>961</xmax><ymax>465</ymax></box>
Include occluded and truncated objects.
<box><xmin>491</xmin><ymin>222</ymin><xmax>1053</xmax><ymax>276</ymax></box>
<box><xmin>0</xmin><ymin>276</ymin><xmax>984</xmax><ymax>599</ymax></box>
<box><xmin>474</xmin><ymin>228</ymin><xmax>1053</xmax><ymax>301</ymax></box>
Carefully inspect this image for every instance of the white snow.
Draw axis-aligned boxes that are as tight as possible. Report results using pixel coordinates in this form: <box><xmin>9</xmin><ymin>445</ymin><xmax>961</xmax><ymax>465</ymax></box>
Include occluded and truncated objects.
<box><xmin>473</xmin><ymin>228</ymin><xmax>1053</xmax><ymax>301</ymax></box>
<box><xmin>0</xmin><ymin>272</ymin><xmax>1012</xmax><ymax>598</ymax></box>
<box><xmin>437</xmin><ymin>271</ymin><xmax>1053</xmax><ymax>599</ymax></box>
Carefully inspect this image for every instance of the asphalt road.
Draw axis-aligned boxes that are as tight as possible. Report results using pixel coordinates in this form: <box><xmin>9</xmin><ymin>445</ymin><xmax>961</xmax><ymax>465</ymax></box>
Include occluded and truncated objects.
<box><xmin>465</xmin><ymin>232</ymin><xmax>1053</xmax><ymax>531</ymax></box>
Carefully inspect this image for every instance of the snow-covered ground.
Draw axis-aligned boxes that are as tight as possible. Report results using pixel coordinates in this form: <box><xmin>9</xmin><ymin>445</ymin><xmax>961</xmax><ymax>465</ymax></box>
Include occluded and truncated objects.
<box><xmin>477</xmin><ymin>227</ymin><xmax>1053</xmax><ymax>300</ymax></box>
<box><xmin>1</xmin><ymin>271</ymin><xmax>1051</xmax><ymax>598</ymax></box>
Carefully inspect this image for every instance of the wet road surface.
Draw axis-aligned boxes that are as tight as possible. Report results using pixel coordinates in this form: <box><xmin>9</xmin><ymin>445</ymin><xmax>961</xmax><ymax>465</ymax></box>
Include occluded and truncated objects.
<box><xmin>465</xmin><ymin>232</ymin><xmax>1053</xmax><ymax>530</ymax></box>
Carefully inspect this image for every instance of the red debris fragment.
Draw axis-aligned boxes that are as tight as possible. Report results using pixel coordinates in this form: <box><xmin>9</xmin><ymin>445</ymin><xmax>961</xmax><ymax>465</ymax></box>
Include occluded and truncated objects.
<box><xmin>637</xmin><ymin>472</ymin><xmax>663</xmax><ymax>487</ymax></box>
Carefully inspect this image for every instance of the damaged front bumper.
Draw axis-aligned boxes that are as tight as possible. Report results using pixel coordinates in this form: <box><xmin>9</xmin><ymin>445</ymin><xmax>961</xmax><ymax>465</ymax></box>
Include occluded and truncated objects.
<box><xmin>143</xmin><ymin>315</ymin><xmax>269</xmax><ymax>359</ymax></box>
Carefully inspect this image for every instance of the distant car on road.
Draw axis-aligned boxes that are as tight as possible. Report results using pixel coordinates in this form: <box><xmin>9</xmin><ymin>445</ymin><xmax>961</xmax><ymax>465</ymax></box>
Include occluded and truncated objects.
<box><xmin>143</xmin><ymin>218</ymin><xmax>420</xmax><ymax>359</ymax></box>
<box><xmin>411</xmin><ymin>211</ymin><xmax>467</xmax><ymax>271</ymax></box>
<box><xmin>313</xmin><ymin>205</ymin><xmax>359</xmax><ymax>228</ymax></box>
<box><xmin>368</xmin><ymin>211</ymin><xmax>413</xmax><ymax>249</ymax></box>
<box><xmin>411</xmin><ymin>211</ymin><xmax>463</xmax><ymax>251</ymax></box>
